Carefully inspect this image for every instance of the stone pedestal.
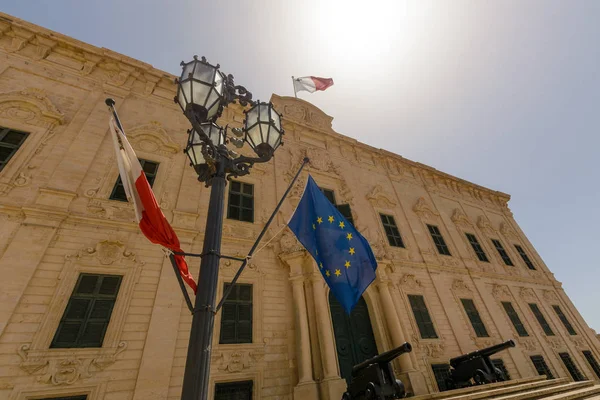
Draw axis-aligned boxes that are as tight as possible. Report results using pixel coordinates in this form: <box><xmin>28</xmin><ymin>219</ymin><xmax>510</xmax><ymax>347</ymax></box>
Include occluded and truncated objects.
<box><xmin>319</xmin><ymin>377</ymin><xmax>348</xmax><ymax>400</ymax></box>
<box><xmin>293</xmin><ymin>381</ymin><xmax>320</xmax><ymax>400</ymax></box>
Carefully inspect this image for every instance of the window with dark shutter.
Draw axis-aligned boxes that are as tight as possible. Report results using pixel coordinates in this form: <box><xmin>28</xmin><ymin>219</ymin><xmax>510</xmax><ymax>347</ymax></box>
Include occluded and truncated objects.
<box><xmin>427</xmin><ymin>225</ymin><xmax>451</xmax><ymax>256</ymax></box>
<box><xmin>501</xmin><ymin>302</ymin><xmax>529</xmax><ymax>337</ymax></box>
<box><xmin>529</xmin><ymin>303</ymin><xmax>554</xmax><ymax>336</ymax></box>
<box><xmin>110</xmin><ymin>159</ymin><xmax>159</xmax><ymax>201</ymax></box>
<box><xmin>39</xmin><ymin>396</ymin><xmax>87</xmax><ymax>400</ymax></box>
<box><xmin>0</xmin><ymin>126</ymin><xmax>29</xmax><ymax>172</ymax></box>
<box><xmin>51</xmin><ymin>274</ymin><xmax>122</xmax><ymax>348</ymax></box>
<box><xmin>583</xmin><ymin>351</ymin><xmax>600</xmax><ymax>379</ymax></box>
<box><xmin>321</xmin><ymin>188</ymin><xmax>336</xmax><ymax>204</ymax></box>
<box><xmin>515</xmin><ymin>245</ymin><xmax>536</xmax><ymax>270</ymax></box>
<box><xmin>461</xmin><ymin>299</ymin><xmax>489</xmax><ymax>337</ymax></box>
<box><xmin>492</xmin><ymin>239</ymin><xmax>514</xmax><ymax>266</ymax></box>
<box><xmin>214</xmin><ymin>380</ymin><xmax>253</xmax><ymax>400</ymax></box>
<box><xmin>219</xmin><ymin>283</ymin><xmax>253</xmax><ymax>344</ymax></box>
<box><xmin>227</xmin><ymin>181</ymin><xmax>254</xmax><ymax>223</ymax></box>
<box><xmin>336</xmin><ymin>203</ymin><xmax>354</xmax><ymax>227</ymax></box>
<box><xmin>465</xmin><ymin>233</ymin><xmax>489</xmax><ymax>262</ymax></box>
<box><xmin>553</xmin><ymin>305</ymin><xmax>577</xmax><ymax>335</ymax></box>
<box><xmin>431</xmin><ymin>364</ymin><xmax>451</xmax><ymax>392</ymax></box>
<box><xmin>559</xmin><ymin>352</ymin><xmax>586</xmax><ymax>381</ymax></box>
<box><xmin>408</xmin><ymin>295</ymin><xmax>438</xmax><ymax>339</ymax></box>
<box><xmin>492</xmin><ymin>359</ymin><xmax>511</xmax><ymax>380</ymax></box>
<box><xmin>380</xmin><ymin>214</ymin><xmax>405</xmax><ymax>248</ymax></box>
<box><xmin>530</xmin><ymin>355</ymin><xmax>554</xmax><ymax>379</ymax></box>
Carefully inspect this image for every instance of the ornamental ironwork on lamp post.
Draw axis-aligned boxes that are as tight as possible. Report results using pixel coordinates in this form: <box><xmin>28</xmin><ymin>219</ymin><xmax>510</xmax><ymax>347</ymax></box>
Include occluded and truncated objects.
<box><xmin>174</xmin><ymin>55</ymin><xmax>284</xmax><ymax>400</ymax></box>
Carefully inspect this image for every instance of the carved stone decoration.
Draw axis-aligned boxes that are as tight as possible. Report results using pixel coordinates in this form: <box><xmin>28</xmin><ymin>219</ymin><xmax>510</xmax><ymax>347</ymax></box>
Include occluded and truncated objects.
<box><xmin>492</xmin><ymin>284</ymin><xmax>512</xmax><ymax>301</ymax></box>
<box><xmin>451</xmin><ymin>279</ymin><xmax>472</xmax><ymax>294</ymax></box>
<box><xmin>400</xmin><ymin>274</ymin><xmax>422</xmax><ymax>290</ymax></box>
<box><xmin>278</xmin><ymin>229</ymin><xmax>304</xmax><ymax>254</ymax></box>
<box><xmin>413</xmin><ymin>197</ymin><xmax>439</xmax><ymax>220</ymax></box>
<box><xmin>518</xmin><ymin>338</ymin><xmax>538</xmax><ymax>352</ymax></box>
<box><xmin>127</xmin><ymin>121</ymin><xmax>180</xmax><ymax>156</ymax></box>
<box><xmin>543</xmin><ymin>290</ymin><xmax>559</xmax><ymax>302</ymax></box>
<box><xmin>411</xmin><ymin>335</ymin><xmax>446</xmax><ymax>358</ymax></box>
<box><xmin>366</xmin><ymin>184</ymin><xmax>397</xmax><ymax>208</ymax></box>
<box><xmin>571</xmin><ymin>337</ymin><xmax>586</xmax><ymax>349</ymax></box>
<box><xmin>65</xmin><ymin>240</ymin><xmax>140</xmax><ymax>266</ymax></box>
<box><xmin>500</xmin><ymin>222</ymin><xmax>519</xmax><ymax>239</ymax></box>
<box><xmin>18</xmin><ymin>342</ymin><xmax>127</xmax><ymax>385</ymax></box>
<box><xmin>212</xmin><ymin>349</ymin><xmax>265</xmax><ymax>373</ymax></box>
<box><xmin>271</xmin><ymin>94</ymin><xmax>334</xmax><ymax>132</ymax></box>
<box><xmin>0</xmin><ymin>88</ymin><xmax>64</xmax><ymax>128</ymax></box>
<box><xmin>477</xmin><ymin>215</ymin><xmax>495</xmax><ymax>234</ymax></box>
<box><xmin>451</xmin><ymin>208</ymin><xmax>473</xmax><ymax>227</ymax></box>
<box><xmin>545</xmin><ymin>337</ymin><xmax>563</xmax><ymax>350</ymax></box>
<box><xmin>519</xmin><ymin>287</ymin><xmax>537</xmax><ymax>301</ymax></box>
<box><xmin>221</xmin><ymin>251</ymin><xmax>263</xmax><ymax>276</ymax></box>
<box><xmin>472</xmin><ymin>337</ymin><xmax>495</xmax><ymax>349</ymax></box>
<box><xmin>86</xmin><ymin>198</ymin><xmax>136</xmax><ymax>221</ymax></box>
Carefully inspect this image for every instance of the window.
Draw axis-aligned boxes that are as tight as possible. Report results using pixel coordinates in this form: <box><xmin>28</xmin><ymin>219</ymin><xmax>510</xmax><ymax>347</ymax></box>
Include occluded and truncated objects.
<box><xmin>0</xmin><ymin>126</ymin><xmax>28</xmax><ymax>172</ymax></box>
<box><xmin>427</xmin><ymin>225</ymin><xmax>451</xmax><ymax>256</ymax></box>
<box><xmin>227</xmin><ymin>181</ymin><xmax>254</xmax><ymax>223</ymax></box>
<box><xmin>431</xmin><ymin>364</ymin><xmax>451</xmax><ymax>392</ymax></box>
<box><xmin>321</xmin><ymin>188</ymin><xmax>336</xmax><ymax>204</ymax></box>
<box><xmin>110</xmin><ymin>159</ymin><xmax>159</xmax><ymax>201</ymax></box>
<box><xmin>461</xmin><ymin>298</ymin><xmax>489</xmax><ymax>337</ymax></box>
<box><xmin>553</xmin><ymin>305</ymin><xmax>577</xmax><ymax>335</ymax></box>
<box><xmin>515</xmin><ymin>244</ymin><xmax>536</xmax><ymax>270</ymax></box>
<box><xmin>40</xmin><ymin>397</ymin><xmax>87</xmax><ymax>400</ymax></box>
<box><xmin>529</xmin><ymin>303</ymin><xmax>554</xmax><ymax>336</ymax></box>
<box><xmin>336</xmin><ymin>203</ymin><xmax>354</xmax><ymax>226</ymax></box>
<box><xmin>465</xmin><ymin>233</ymin><xmax>489</xmax><ymax>262</ymax></box>
<box><xmin>583</xmin><ymin>351</ymin><xmax>600</xmax><ymax>379</ymax></box>
<box><xmin>219</xmin><ymin>283</ymin><xmax>253</xmax><ymax>344</ymax></box>
<box><xmin>214</xmin><ymin>381</ymin><xmax>253</xmax><ymax>400</ymax></box>
<box><xmin>491</xmin><ymin>239</ymin><xmax>513</xmax><ymax>266</ymax></box>
<box><xmin>492</xmin><ymin>359</ymin><xmax>511</xmax><ymax>380</ymax></box>
<box><xmin>408</xmin><ymin>295</ymin><xmax>438</xmax><ymax>339</ymax></box>
<box><xmin>531</xmin><ymin>355</ymin><xmax>554</xmax><ymax>379</ymax></box>
<box><xmin>380</xmin><ymin>214</ymin><xmax>405</xmax><ymax>248</ymax></box>
<box><xmin>501</xmin><ymin>302</ymin><xmax>529</xmax><ymax>337</ymax></box>
<box><xmin>559</xmin><ymin>352</ymin><xmax>586</xmax><ymax>382</ymax></box>
<box><xmin>51</xmin><ymin>274</ymin><xmax>122</xmax><ymax>348</ymax></box>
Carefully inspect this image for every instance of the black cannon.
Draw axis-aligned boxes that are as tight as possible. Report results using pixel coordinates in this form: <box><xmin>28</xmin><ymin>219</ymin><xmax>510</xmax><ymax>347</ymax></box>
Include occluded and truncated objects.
<box><xmin>446</xmin><ymin>340</ymin><xmax>516</xmax><ymax>389</ymax></box>
<box><xmin>342</xmin><ymin>342</ymin><xmax>412</xmax><ymax>400</ymax></box>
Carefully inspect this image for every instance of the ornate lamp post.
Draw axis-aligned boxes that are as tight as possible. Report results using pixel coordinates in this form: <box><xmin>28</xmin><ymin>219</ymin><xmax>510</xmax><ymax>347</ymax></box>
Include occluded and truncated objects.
<box><xmin>175</xmin><ymin>56</ymin><xmax>284</xmax><ymax>400</ymax></box>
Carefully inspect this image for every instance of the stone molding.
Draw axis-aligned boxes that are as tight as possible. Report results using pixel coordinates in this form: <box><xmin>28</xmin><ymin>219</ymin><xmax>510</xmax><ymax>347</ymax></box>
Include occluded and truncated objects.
<box><xmin>126</xmin><ymin>121</ymin><xmax>180</xmax><ymax>156</ymax></box>
<box><xmin>0</xmin><ymin>87</ymin><xmax>64</xmax><ymax>128</ymax></box>
<box><xmin>399</xmin><ymin>274</ymin><xmax>423</xmax><ymax>291</ymax></box>
<box><xmin>413</xmin><ymin>197</ymin><xmax>439</xmax><ymax>220</ymax></box>
<box><xmin>451</xmin><ymin>208</ymin><xmax>473</xmax><ymax>227</ymax></box>
<box><xmin>212</xmin><ymin>348</ymin><xmax>265</xmax><ymax>373</ymax></box>
<box><xmin>64</xmin><ymin>240</ymin><xmax>141</xmax><ymax>266</ymax></box>
<box><xmin>366</xmin><ymin>184</ymin><xmax>397</xmax><ymax>209</ymax></box>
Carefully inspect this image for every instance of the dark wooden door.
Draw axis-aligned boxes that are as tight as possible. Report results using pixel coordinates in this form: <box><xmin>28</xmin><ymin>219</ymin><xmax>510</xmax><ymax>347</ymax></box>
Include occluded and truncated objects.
<box><xmin>329</xmin><ymin>292</ymin><xmax>378</xmax><ymax>383</ymax></box>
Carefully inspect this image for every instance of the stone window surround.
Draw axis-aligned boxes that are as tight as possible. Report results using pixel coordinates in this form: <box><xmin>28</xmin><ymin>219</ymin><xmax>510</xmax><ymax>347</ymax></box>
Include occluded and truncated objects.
<box><xmin>459</xmin><ymin>298</ymin><xmax>490</xmax><ymax>338</ymax></box>
<box><xmin>7</xmin><ymin>381</ymin><xmax>106</xmax><ymax>400</ymax></box>
<box><xmin>378</xmin><ymin>212</ymin><xmax>406</xmax><ymax>249</ymax></box>
<box><xmin>223</xmin><ymin>176</ymin><xmax>262</xmax><ymax>226</ymax></box>
<box><xmin>209</xmin><ymin>373</ymin><xmax>262</xmax><ymax>400</ymax></box>
<box><xmin>399</xmin><ymin>286</ymin><xmax>442</xmax><ymax>344</ymax></box>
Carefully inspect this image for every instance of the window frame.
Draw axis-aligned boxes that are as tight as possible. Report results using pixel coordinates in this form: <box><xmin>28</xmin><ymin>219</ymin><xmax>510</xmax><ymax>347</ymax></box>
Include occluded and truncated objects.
<box><xmin>465</xmin><ymin>233</ymin><xmax>489</xmax><ymax>262</ymax></box>
<box><xmin>492</xmin><ymin>239</ymin><xmax>514</xmax><ymax>266</ymax></box>
<box><xmin>431</xmin><ymin>364</ymin><xmax>451</xmax><ymax>392</ymax></box>
<box><xmin>514</xmin><ymin>244</ymin><xmax>536</xmax><ymax>270</ymax></box>
<box><xmin>427</xmin><ymin>224</ymin><xmax>451</xmax><ymax>256</ymax></box>
<box><xmin>219</xmin><ymin>283</ymin><xmax>253</xmax><ymax>344</ymax></box>
<box><xmin>583</xmin><ymin>350</ymin><xmax>600</xmax><ymax>379</ymax></box>
<box><xmin>553</xmin><ymin>305</ymin><xmax>577</xmax><ymax>335</ymax></box>
<box><xmin>214</xmin><ymin>380</ymin><xmax>253</xmax><ymax>400</ymax></box>
<box><xmin>528</xmin><ymin>303</ymin><xmax>555</xmax><ymax>336</ymax></box>
<box><xmin>408</xmin><ymin>294</ymin><xmax>438</xmax><ymax>339</ymax></box>
<box><xmin>380</xmin><ymin>213</ymin><xmax>405</xmax><ymax>248</ymax></box>
<box><xmin>492</xmin><ymin>359</ymin><xmax>511</xmax><ymax>380</ymax></box>
<box><xmin>559</xmin><ymin>352</ymin><xmax>586</xmax><ymax>382</ymax></box>
<box><xmin>109</xmin><ymin>158</ymin><xmax>160</xmax><ymax>202</ymax></box>
<box><xmin>531</xmin><ymin>355</ymin><xmax>554</xmax><ymax>379</ymax></box>
<box><xmin>0</xmin><ymin>126</ymin><xmax>29</xmax><ymax>172</ymax></box>
<box><xmin>227</xmin><ymin>180</ymin><xmax>255</xmax><ymax>223</ymax></box>
<box><xmin>501</xmin><ymin>301</ymin><xmax>529</xmax><ymax>337</ymax></box>
<box><xmin>460</xmin><ymin>298</ymin><xmax>489</xmax><ymax>338</ymax></box>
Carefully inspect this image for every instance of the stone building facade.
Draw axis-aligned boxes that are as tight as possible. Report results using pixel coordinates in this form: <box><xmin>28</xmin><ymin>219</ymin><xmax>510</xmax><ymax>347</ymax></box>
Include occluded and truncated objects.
<box><xmin>0</xmin><ymin>11</ymin><xmax>599</xmax><ymax>400</ymax></box>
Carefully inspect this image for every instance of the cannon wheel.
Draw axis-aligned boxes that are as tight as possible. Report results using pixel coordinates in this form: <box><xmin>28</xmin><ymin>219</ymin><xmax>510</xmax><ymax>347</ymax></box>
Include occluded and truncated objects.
<box><xmin>341</xmin><ymin>392</ymin><xmax>352</xmax><ymax>400</ymax></box>
<box><xmin>473</xmin><ymin>370</ymin><xmax>486</xmax><ymax>385</ymax></box>
<box><xmin>365</xmin><ymin>382</ymin><xmax>377</xmax><ymax>400</ymax></box>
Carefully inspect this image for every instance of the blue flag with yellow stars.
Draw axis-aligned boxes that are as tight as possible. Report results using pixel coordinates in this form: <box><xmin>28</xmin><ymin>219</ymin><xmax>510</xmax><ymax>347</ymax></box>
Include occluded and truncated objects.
<box><xmin>288</xmin><ymin>175</ymin><xmax>377</xmax><ymax>314</ymax></box>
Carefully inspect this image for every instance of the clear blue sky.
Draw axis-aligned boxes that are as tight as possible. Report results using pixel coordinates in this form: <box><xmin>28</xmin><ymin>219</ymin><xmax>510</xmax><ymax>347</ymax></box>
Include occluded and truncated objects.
<box><xmin>3</xmin><ymin>1</ymin><xmax>599</xmax><ymax>330</ymax></box>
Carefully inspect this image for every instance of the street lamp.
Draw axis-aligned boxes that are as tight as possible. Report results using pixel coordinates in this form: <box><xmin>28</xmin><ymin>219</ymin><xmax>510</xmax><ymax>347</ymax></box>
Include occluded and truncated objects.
<box><xmin>175</xmin><ymin>56</ymin><xmax>284</xmax><ymax>400</ymax></box>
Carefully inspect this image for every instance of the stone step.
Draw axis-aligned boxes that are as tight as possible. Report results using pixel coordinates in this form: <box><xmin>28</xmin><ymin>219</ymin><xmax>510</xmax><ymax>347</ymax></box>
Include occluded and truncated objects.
<box><xmin>532</xmin><ymin>384</ymin><xmax>600</xmax><ymax>400</ymax></box>
<box><xmin>411</xmin><ymin>377</ymin><xmax>546</xmax><ymax>400</ymax></box>
<box><xmin>441</xmin><ymin>378</ymin><xmax>570</xmax><ymax>400</ymax></box>
<box><xmin>491</xmin><ymin>381</ymin><xmax>595</xmax><ymax>400</ymax></box>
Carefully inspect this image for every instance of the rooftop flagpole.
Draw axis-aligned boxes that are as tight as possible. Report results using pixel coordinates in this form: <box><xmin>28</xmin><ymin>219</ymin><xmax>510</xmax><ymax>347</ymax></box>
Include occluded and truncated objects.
<box><xmin>292</xmin><ymin>76</ymin><xmax>298</xmax><ymax>98</ymax></box>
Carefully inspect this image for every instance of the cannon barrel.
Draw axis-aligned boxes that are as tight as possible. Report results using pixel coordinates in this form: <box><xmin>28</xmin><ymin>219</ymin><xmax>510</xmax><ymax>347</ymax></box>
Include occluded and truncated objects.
<box><xmin>351</xmin><ymin>342</ymin><xmax>412</xmax><ymax>377</ymax></box>
<box><xmin>450</xmin><ymin>340</ymin><xmax>515</xmax><ymax>367</ymax></box>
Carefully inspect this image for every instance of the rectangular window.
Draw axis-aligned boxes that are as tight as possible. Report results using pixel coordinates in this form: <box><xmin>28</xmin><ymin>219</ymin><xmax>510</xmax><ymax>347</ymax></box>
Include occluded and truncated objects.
<box><xmin>336</xmin><ymin>203</ymin><xmax>354</xmax><ymax>226</ymax></box>
<box><xmin>501</xmin><ymin>302</ymin><xmax>529</xmax><ymax>337</ymax></box>
<box><xmin>380</xmin><ymin>214</ymin><xmax>405</xmax><ymax>248</ymax></box>
<box><xmin>219</xmin><ymin>283</ymin><xmax>253</xmax><ymax>344</ymax></box>
<box><xmin>51</xmin><ymin>274</ymin><xmax>122</xmax><ymax>348</ymax></box>
<box><xmin>214</xmin><ymin>380</ymin><xmax>253</xmax><ymax>400</ymax></box>
<box><xmin>553</xmin><ymin>305</ymin><xmax>577</xmax><ymax>335</ymax></box>
<box><xmin>531</xmin><ymin>355</ymin><xmax>554</xmax><ymax>379</ymax></box>
<box><xmin>515</xmin><ymin>244</ymin><xmax>536</xmax><ymax>270</ymax></box>
<box><xmin>559</xmin><ymin>352</ymin><xmax>586</xmax><ymax>381</ymax></box>
<box><xmin>583</xmin><ymin>351</ymin><xmax>600</xmax><ymax>379</ymax></box>
<box><xmin>528</xmin><ymin>303</ymin><xmax>554</xmax><ymax>336</ymax></box>
<box><xmin>0</xmin><ymin>126</ymin><xmax>29</xmax><ymax>172</ymax></box>
<box><xmin>461</xmin><ymin>298</ymin><xmax>489</xmax><ymax>337</ymax></box>
<box><xmin>110</xmin><ymin>159</ymin><xmax>159</xmax><ymax>201</ymax></box>
<box><xmin>321</xmin><ymin>188</ymin><xmax>336</xmax><ymax>204</ymax></box>
<box><xmin>466</xmin><ymin>233</ymin><xmax>489</xmax><ymax>262</ymax></box>
<box><xmin>492</xmin><ymin>359</ymin><xmax>511</xmax><ymax>380</ymax></box>
<box><xmin>427</xmin><ymin>225</ymin><xmax>451</xmax><ymax>256</ymax></box>
<box><xmin>431</xmin><ymin>364</ymin><xmax>451</xmax><ymax>392</ymax></box>
<box><xmin>408</xmin><ymin>295</ymin><xmax>438</xmax><ymax>339</ymax></box>
<box><xmin>227</xmin><ymin>181</ymin><xmax>254</xmax><ymax>223</ymax></box>
<box><xmin>492</xmin><ymin>239</ymin><xmax>514</xmax><ymax>266</ymax></box>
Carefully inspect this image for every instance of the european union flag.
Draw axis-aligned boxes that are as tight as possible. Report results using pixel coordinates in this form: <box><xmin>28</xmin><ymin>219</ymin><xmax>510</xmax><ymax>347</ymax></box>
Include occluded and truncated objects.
<box><xmin>288</xmin><ymin>175</ymin><xmax>377</xmax><ymax>314</ymax></box>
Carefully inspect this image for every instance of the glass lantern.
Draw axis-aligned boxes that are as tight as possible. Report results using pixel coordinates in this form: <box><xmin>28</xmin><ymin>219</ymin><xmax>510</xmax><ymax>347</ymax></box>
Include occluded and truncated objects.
<box><xmin>176</xmin><ymin>56</ymin><xmax>225</xmax><ymax>122</ymax></box>
<box><xmin>244</xmin><ymin>102</ymin><xmax>284</xmax><ymax>158</ymax></box>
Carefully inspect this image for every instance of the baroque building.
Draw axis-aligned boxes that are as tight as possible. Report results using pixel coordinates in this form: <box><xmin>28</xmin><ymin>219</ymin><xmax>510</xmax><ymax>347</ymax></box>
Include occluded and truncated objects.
<box><xmin>0</xmin><ymin>11</ymin><xmax>600</xmax><ymax>400</ymax></box>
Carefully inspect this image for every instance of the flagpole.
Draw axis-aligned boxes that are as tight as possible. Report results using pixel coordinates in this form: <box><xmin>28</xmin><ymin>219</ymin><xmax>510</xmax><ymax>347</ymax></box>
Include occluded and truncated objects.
<box><xmin>292</xmin><ymin>76</ymin><xmax>297</xmax><ymax>98</ymax></box>
<box><xmin>105</xmin><ymin>98</ymin><xmax>125</xmax><ymax>135</ymax></box>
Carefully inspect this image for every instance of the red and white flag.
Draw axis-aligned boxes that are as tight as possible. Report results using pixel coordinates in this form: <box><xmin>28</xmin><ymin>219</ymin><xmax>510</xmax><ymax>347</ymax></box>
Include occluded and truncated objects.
<box><xmin>293</xmin><ymin>76</ymin><xmax>334</xmax><ymax>94</ymax></box>
<box><xmin>109</xmin><ymin>118</ymin><xmax>197</xmax><ymax>293</ymax></box>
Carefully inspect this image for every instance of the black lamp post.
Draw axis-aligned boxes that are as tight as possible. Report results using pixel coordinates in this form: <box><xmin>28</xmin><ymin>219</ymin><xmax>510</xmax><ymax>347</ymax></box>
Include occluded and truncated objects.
<box><xmin>174</xmin><ymin>55</ymin><xmax>284</xmax><ymax>400</ymax></box>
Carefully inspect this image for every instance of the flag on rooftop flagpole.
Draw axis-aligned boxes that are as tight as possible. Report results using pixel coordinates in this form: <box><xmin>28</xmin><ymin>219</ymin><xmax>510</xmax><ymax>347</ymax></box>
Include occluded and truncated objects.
<box><xmin>293</xmin><ymin>76</ymin><xmax>334</xmax><ymax>95</ymax></box>
<box><xmin>109</xmin><ymin>117</ymin><xmax>197</xmax><ymax>293</ymax></box>
<box><xmin>287</xmin><ymin>175</ymin><xmax>377</xmax><ymax>313</ymax></box>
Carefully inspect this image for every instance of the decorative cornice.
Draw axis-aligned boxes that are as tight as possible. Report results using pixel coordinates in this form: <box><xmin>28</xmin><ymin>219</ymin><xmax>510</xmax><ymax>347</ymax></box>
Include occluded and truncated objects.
<box><xmin>366</xmin><ymin>184</ymin><xmax>397</xmax><ymax>208</ymax></box>
<box><xmin>65</xmin><ymin>240</ymin><xmax>143</xmax><ymax>266</ymax></box>
<box><xmin>0</xmin><ymin>87</ymin><xmax>64</xmax><ymax>127</ymax></box>
<box><xmin>451</xmin><ymin>208</ymin><xmax>473</xmax><ymax>227</ymax></box>
<box><xmin>413</xmin><ymin>197</ymin><xmax>439</xmax><ymax>220</ymax></box>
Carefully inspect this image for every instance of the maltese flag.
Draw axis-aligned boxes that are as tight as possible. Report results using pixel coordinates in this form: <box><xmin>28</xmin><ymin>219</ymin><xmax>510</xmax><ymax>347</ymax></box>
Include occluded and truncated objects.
<box><xmin>109</xmin><ymin>118</ymin><xmax>197</xmax><ymax>292</ymax></box>
<box><xmin>293</xmin><ymin>76</ymin><xmax>334</xmax><ymax>94</ymax></box>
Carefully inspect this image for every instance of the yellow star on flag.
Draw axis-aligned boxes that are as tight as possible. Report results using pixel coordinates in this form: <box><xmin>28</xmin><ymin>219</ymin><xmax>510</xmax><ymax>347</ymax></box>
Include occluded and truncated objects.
<box><xmin>346</xmin><ymin>233</ymin><xmax>353</xmax><ymax>240</ymax></box>
<box><xmin>339</xmin><ymin>221</ymin><xmax>345</xmax><ymax>229</ymax></box>
<box><xmin>328</xmin><ymin>216</ymin><xmax>334</xmax><ymax>223</ymax></box>
<box><xmin>317</xmin><ymin>216</ymin><xmax>323</xmax><ymax>224</ymax></box>
<box><xmin>345</xmin><ymin>260</ymin><xmax>351</xmax><ymax>268</ymax></box>
<box><xmin>349</xmin><ymin>247</ymin><xmax>355</xmax><ymax>255</ymax></box>
<box><xmin>312</xmin><ymin>223</ymin><xmax>316</xmax><ymax>230</ymax></box>
<box><xmin>334</xmin><ymin>269</ymin><xmax>341</xmax><ymax>277</ymax></box>
<box><xmin>319</xmin><ymin>262</ymin><xmax>323</xmax><ymax>269</ymax></box>
<box><xmin>325</xmin><ymin>270</ymin><xmax>331</xmax><ymax>277</ymax></box>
